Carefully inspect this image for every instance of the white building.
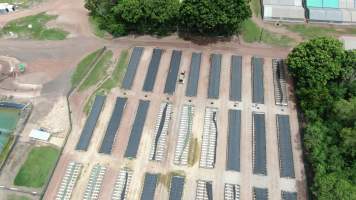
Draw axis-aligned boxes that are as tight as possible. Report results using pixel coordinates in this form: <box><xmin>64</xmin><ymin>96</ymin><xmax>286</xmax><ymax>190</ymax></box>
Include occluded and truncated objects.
<box><xmin>263</xmin><ymin>0</ymin><xmax>305</xmax><ymax>22</ymax></box>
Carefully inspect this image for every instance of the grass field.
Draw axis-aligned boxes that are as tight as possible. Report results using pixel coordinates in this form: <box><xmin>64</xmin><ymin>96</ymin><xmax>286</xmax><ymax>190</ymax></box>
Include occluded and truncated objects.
<box><xmin>0</xmin><ymin>12</ymin><xmax>68</xmax><ymax>40</ymax></box>
<box><xmin>83</xmin><ymin>50</ymin><xmax>129</xmax><ymax>114</ymax></box>
<box><xmin>285</xmin><ymin>24</ymin><xmax>356</xmax><ymax>40</ymax></box>
<box><xmin>14</xmin><ymin>146</ymin><xmax>59</xmax><ymax>188</ymax></box>
<box><xmin>78</xmin><ymin>50</ymin><xmax>113</xmax><ymax>91</ymax></box>
<box><xmin>240</xmin><ymin>19</ymin><xmax>294</xmax><ymax>47</ymax></box>
<box><xmin>97</xmin><ymin>50</ymin><xmax>129</xmax><ymax>93</ymax></box>
<box><xmin>71</xmin><ymin>48</ymin><xmax>103</xmax><ymax>87</ymax></box>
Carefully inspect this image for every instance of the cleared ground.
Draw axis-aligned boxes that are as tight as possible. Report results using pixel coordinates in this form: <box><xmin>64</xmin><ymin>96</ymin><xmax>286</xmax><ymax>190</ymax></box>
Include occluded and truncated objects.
<box><xmin>44</xmin><ymin>45</ymin><xmax>307</xmax><ymax>200</ymax></box>
<box><xmin>0</xmin><ymin>12</ymin><xmax>68</xmax><ymax>40</ymax></box>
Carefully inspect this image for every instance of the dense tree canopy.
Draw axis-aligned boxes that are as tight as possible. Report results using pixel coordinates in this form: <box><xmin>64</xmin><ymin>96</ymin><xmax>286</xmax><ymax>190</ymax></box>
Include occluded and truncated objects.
<box><xmin>179</xmin><ymin>0</ymin><xmax>251</xmax><ymax>35</ymax></box>
<box><xmin>287</xmin><ymin>37</ymin><xmax>356</xmax><ymax>200</ymax></box>
<box><xmin>85</xmin><ymin>0</ymin><xmax>179</xmax><ymax>36</ymax></box>
<box><xmin>85</xmin><ymin>0</ymin><xmax>251</xmax><ymax>36</ymax></box>
<box><xmin>287</xmin><ymin>37</ymin><xmax>345</xmax><ymax>113</ymax></box>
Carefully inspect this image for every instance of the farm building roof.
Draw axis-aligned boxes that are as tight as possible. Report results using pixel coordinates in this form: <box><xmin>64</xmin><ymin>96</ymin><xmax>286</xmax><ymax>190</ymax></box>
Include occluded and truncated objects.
<box><xmin>263</xmin><ymin>5</ymin><xmax>305</xmax><ymax>21</ymax></box>
<box><xmin>29</xmin><ymin>129</ymin><xmax>51</xmax><ymax>141</ymax></box>
<box><xmin>263</xmin><ymin>0</ymin><xmax>303</xmax><ymax>6</ymax></box>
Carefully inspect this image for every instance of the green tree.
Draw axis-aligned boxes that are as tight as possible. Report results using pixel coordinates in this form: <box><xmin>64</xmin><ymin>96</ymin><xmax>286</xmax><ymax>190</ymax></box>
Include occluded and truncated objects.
<box><xmin>287</xmin><ymin>37</ymin><xmax>344</xmax><ymax>87</ymax></box>
<box><xmin>85</xmin><ymin>0</ymin><xmax>113</xmax><ymax>18</ymax></box>
<box><xmin>315</xmin><ymin>173</ymin><xmax>356</xmax><ymax>200</ymax></box>
<box><xmin>86</xmin><ymin>0</ymin><xmax>180</xmax><ymax>36</ymax></box>
<box><xmin>179</xmin><ymin>0</ymin><xmax>251</xmax><ymax>35</ymax></box>
<box><xmin>333</xmin><ymin>98</ymin><xmax>356</xmax><ymax>157</ymax></box>
<box><xmin>287</xmin><ymin>37</ymin><xmax>345</xmax><ymax>112</ymax></box>
<box><xmin>341</xmin><ymin>50</ymin><xmax>356</xmax><ymax>83</ymax></box>
<box><xmin>288</xmin><ymin>37</ymin><xmax>356</xmax><ymax>200</ymax></box>
<box><xmin>113</xmin><ymin>0</ymin><xmax>180</xmax><ymax>35</ymax></box>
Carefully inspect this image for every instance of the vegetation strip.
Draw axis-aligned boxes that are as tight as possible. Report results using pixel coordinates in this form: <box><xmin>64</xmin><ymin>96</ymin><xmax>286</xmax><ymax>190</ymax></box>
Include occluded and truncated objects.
<box><xmin>78</xmin><ymin>50</ymin><xmax>113</xmax><ymax>91</ymax></box>
<box><xmin>83</xmin><ymin>50</ymin><xmax>129</xmax><ymax>114</ymax></box>
<box><xmin>71</xmin><ymin>48</ymin><xmax>105</xmax><ymax>87</ymax></box>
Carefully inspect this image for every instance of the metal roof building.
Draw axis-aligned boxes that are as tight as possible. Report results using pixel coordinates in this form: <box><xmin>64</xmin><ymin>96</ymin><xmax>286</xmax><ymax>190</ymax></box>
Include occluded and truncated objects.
<box><xmin>306</xmin><ymin>0</ymin><xmax>356</xmax><ymax>24</ymax></box>
<box><xmin>262</xmin><ymin>0</ymin><xmax>305</xmax><ymax>22</ymax></box>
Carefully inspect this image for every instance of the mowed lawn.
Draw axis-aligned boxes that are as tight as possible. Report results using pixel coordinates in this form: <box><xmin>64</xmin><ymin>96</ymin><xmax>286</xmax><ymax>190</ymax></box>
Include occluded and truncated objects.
<box><xmin>14</xmin><ymin>146</ymin><xmax>59</xmax><ymax>188</ymax></box>
<box><xmin>240</xmin><ymin>19</ymin><xmax>295</xmax><ymax>47</ymax></box>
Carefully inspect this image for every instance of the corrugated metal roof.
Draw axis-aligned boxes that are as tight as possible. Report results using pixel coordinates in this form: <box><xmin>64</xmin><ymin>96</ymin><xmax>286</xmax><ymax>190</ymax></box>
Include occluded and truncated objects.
<box><xmin>323</xmin><ymin>0</ymin><xmax>339</xmax><ymax>8</ymax></box>
<box><xmin>306</xmin><ymin>0</ymin><xmax>354</xmax><ymax>8</ymax></box>
<box><xmin>263</xmin><ymin>5</ymin><xmax>305</xmax><ymax>20</ymax></box>
<box><xmin>338</xmin><ymin>0</ymin><xmax>355</xmax><ymax>8</ymax></box>
<box><xmin>309</xmin><ymin>8</ymin><xmax>344</xmax><ymax>22</ymax></box>
<box><xmin>263</xmin><ymin>0</ymin><xmax>302</xmax><ymax>6</ymax></box>
<box><xmin>307</xmin><ymin>0</ymin><xmax>323</xmax><ymax>7</ymax></box>
<box><xmin>351</xmin><ymin>10</ymin><xmax>356</xmax><ymax>22</ymax></box>
<box><xmin>341</xmin><ymin>9</ymin><xmax>352</xmax><ymax>22</ymax></box>
<box><xmin>29</xmin><ymin>129</ymin><xmax>51</xmax><ymax>141</ymax></box>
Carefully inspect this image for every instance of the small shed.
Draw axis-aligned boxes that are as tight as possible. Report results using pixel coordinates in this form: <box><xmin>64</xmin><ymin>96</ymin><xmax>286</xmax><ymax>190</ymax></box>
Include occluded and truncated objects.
<box><xmin>29</xmin><ymin>129</ymin><xmax>51</xmax><ymax>141</ymax></box>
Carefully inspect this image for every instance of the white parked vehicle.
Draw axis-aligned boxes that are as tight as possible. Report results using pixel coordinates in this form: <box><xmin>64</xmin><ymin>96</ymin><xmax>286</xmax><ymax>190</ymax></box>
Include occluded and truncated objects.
<box><xmin>0</xmin><ymin>3</ymin><xmax>15</xmax><ymax>14</ymax></box>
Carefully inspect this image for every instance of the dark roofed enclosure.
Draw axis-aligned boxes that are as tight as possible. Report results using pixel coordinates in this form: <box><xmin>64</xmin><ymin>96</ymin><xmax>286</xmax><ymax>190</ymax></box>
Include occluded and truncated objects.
<box><xmin>254</xmin><ymin>187</ymin><xmax>268</xmax><ymax>200</ymax></box>
<box><xmin>76</xmin><ymin>95</ymin><xmax>106</xmax><ymax>151</ymax></box>
<box><xmin>277</xmin><ymin>115</ymin><xmax>295</xmax><ymax>178</ymax></box>
<box><xmin>98</xmin><ymin>97</ymin><xmax>127</xmax><ymax>154</ymax></box>
<box><xmin>226</xmin><ymin>109</ymin><xmax>241</xmax><ymax>171</ymax></box>
<box><xmin>208</xmin><ymin>54</ymin><xmax>222</xmax><ymax>99</ymax></box>
<box><xmin>253</xmin><ymin>113</ymin><xmax>267</xmax><ymax>175</ymax></box>
<box><xmin>169</xmin><ymin>176</ymin><xmax>185</xmax><ymax>200</ymax></box>
<box><xmin>186</xmin><ymin>52</ymin><xmax>202</xmax><ymax>97</ymax></box>
<box><xmin>252</xmin><ymin>57</ymin><xmax>264</xmax><ymax>104</ymax></box>
<box><xmin>122</xmin><ymin>47</ymin><xmax>144</xmax><ymax>90</ymax></box>
<box><xmin>230</xmin><ymin>55</ymin><xmax>242</xmax><ymax>101</ymax></box>
<box><xmin>140</xmin><ymin>173</ymin><xmax>159</xmax><ymax>200</ymax></box>
<box><xmin>142</xmin><ymin>48</ymin><xmax>163</xmax><ymax>92</ymax></box>
<box><xmin>164</xmin><ymin>50</ymin><xmax>182</xmax><ymax>95</ymax></box>
<box><xmin>282</xmin><ymin>191</ymin><xmax>297</xmax><ymax>200</ymax></box>
<box><xmin>124</xmin><ymin>100</ymin><xmax>150</xmax><ymax>158</ymax></box>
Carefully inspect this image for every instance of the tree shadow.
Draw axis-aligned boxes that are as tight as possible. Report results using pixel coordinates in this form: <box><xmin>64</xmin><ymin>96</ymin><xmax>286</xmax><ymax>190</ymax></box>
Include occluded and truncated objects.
<box><xmin>177</xmin><ymin>31</ymin><xmax>234</xmax><ymax>45</ymax></box>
